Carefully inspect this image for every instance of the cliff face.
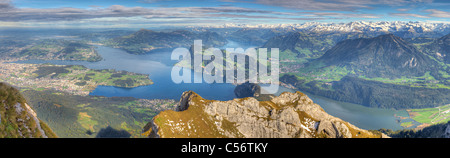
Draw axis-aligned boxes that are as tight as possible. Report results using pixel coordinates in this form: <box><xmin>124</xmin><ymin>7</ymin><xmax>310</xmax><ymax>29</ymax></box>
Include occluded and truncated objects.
<box><xmin>145</xmin><ymin>91</ymin><xmax>387</xmax><ymax>138</ymax></box>
<box><xmin>0</xmin><ymin>82</ymin><xmax>56</xmax><ymax>138</ymax></box>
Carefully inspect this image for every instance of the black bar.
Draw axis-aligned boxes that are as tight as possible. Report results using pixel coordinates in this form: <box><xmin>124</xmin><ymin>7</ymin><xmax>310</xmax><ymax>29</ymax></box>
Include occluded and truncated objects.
<box><xmin>0</xmin><ymin>138</ymin><xmax>447</xmax><ymax>156</ymax></box>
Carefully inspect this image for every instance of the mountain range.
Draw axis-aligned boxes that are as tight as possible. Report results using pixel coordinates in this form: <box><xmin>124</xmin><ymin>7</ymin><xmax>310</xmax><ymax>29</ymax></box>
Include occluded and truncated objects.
<box><xmin>317</xmin><ymin>34</ymin><xmax>437</xmax><ymax>78</ymax></box>
<box><xmin>227</xmin><ymin>28</ymin><xmax>286</xmax><ymax>46</ymax></box>
<box><xmin>279</xmin><ymin>33</ymin><xmax>450</xmax><ymax>109</ymax></box>
<box><xmin>198</xmin><ymin>21</ymin><xmax>450</xmax><ymax>38</ymax></box>
<box><xmin>263</xmin><ymin>32</ymin><xmax>334</xmax><ymax>58</ymax></box>
<box><xmin>104</xmin><ymin>29</ymin><xmax>228</xmax><ymax>54</ymax></box>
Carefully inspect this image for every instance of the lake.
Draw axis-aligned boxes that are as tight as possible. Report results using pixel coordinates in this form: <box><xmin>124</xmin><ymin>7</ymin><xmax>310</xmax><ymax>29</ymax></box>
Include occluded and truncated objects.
<box><xmin>17</xmin><ymin>42</ymin><xmax>408</xmax><ymax>131</ymax></box>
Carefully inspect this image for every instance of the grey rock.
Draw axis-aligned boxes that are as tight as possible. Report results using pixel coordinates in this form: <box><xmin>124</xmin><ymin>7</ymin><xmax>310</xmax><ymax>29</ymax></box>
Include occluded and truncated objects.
<box><xmin>444</xmin><ymin>124</ymin><xmax>450</xmax><ymax>138</ymax></box>
<box><xmin>150</xmin><ymin>91</ymin><xmax>385</xmax><ymax>138</ymax></box>
<box><xmin>14</xmin><ymin>103</ymin><xmax>24</xmax><ymax>114</ymax></box>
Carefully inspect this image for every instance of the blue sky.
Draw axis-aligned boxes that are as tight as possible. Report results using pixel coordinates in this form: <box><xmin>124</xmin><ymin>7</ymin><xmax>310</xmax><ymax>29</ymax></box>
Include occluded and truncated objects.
<box><xmin>1</xmin><ymin>0</ymin><xmax>449</xmax><ymax>28</ymax></box>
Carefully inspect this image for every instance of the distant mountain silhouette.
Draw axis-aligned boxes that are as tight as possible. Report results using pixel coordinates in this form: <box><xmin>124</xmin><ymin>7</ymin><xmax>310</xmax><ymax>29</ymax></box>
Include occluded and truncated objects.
<box><xmin>106</xmin><ymin>29</ymin><xmax>228</xmax><ymax>54</ymax></box>
<box><xmin>263</xmin><ymin>32</ymin><xmax>333</xmax><ymax>58</ymax></box>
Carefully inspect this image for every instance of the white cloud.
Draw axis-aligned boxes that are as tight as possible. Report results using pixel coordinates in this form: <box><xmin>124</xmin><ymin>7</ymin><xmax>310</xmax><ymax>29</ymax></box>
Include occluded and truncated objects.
<box><xmin>396</xmin><ymin>8</ymin><xmax>410</xmax><ymax>11</ymax></box>
<box><xmin>139</xmin><ymin>0</ymin><xmax>173</xmax><ymax>3</ymax></box>
<box><xmin>0</xmin><ymin>0</ymin><xmax>13</xmax><ymax>10</ymax></box>
<box><xmin>390</xmin><ymin>13</ymin><xmax>429</xmax><ymax>18</ymax></box>
<box><xmin>0</xmin><ymin>1</ymin><xmax>323</xmax><ymax>23</ymax></box>
<box><xmin>249</xmin><ymin>0</ymin><xmax>433</xmax><ymax>11</ymax></box>
<box><xmin>0</xmin><ymin>0</ymin><xmax>443</xmax><ymax>28</ymax></box>
<box><xmin>424</xmin><ymin>9</ymin><xmax>450</xmax><ymax>18</ymax></box>
<box><xmin>309</xmin><ymin>12</ymin><xmax>381</xmax><ymax>19</ymax></box>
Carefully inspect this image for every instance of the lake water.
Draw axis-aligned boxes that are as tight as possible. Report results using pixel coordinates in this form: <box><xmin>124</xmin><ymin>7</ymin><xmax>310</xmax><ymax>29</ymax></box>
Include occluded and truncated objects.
<box><xmin>16</xmin><ymin>42</ymin><xmax>408</xmax><ymax>131</ymax></box>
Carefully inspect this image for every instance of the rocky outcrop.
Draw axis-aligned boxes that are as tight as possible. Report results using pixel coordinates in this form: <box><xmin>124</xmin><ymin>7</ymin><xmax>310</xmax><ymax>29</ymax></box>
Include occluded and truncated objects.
<box><xmin>0</xmin><ymin>82</ymin><xmax>57</xmax><ymax>138</ymax></box>
<box><xmin>145</xmin><ymin>91</ymin><xmax>387</xmax><ymax>138</ymax></box>
<box><xmin>234</xmin><ymin>82</ymin><xmax>274</xmax><ymax>101</ymax></box>
<box><xmin>234</xmin><ymin>82</ymin><xmax>261</xmax><ymax>98</ymax></box>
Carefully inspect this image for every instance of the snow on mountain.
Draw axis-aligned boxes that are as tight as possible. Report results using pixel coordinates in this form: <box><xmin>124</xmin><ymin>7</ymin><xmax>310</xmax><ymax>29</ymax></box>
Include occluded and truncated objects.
<box><xmin>196</xmin><ymin>21</ymin><xmax>450</xmax><ymax>35</ymax></box>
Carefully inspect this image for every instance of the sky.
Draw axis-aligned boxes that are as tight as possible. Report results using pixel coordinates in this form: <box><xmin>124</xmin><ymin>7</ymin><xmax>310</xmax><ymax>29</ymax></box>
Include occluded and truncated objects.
<box><xmin>0</xmin><ymin>0</ymin><xmax>450</xmax><ymax>28</ymax></box>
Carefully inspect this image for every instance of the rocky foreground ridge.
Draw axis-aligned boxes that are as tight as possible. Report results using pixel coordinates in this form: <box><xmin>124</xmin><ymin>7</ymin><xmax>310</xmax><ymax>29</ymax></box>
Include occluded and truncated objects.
<box><xmin>144</xmin><ymin>91</ymin><xmax>388</xmax><ymax>138</ymax></box>
<box><xmin>0</xmin><ymin>82</ymin><xmax>56</xmax><ymax>138</ymax></box>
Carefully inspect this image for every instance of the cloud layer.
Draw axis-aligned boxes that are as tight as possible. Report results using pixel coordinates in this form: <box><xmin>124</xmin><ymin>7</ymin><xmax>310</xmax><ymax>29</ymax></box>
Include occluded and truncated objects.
<box><xmin>231</xmin><ymin>0</ymin><xmax>434</xmax><ymax>11</ymax></box>
<box><xmin>0</xmin><ymin>0</ymin><xmax>448</xmax><ymax>27</ymax></box>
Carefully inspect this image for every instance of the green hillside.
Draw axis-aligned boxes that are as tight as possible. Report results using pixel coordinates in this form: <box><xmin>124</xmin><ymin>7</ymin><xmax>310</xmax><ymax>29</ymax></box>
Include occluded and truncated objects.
<box><xmin>0</xmin><ymin>82</ymin><xmax>57</xmax><ymax>138</ymax></box>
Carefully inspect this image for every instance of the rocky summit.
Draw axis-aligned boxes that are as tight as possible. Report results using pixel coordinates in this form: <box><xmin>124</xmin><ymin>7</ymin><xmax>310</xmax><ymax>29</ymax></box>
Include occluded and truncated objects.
<box><xmin>144</xmin><ymin>91</ymin><xmax>388</xmax><ymax>138</ymax></box>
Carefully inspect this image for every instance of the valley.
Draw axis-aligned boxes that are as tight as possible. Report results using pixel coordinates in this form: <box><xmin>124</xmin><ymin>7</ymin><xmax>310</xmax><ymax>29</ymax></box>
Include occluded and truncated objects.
<box><xmin>0</xmin><ymin>59</ymin><xmax>169</xmax><ymax>137</ymax></box>
<box><xmin>20</xmin><ymin>39</ymin><xmax>407</xmax><ymax>131</ymax></box>
<box><xmin>22</xmin><ymin>89</ymin><xmax>176</xmax><ymax>138</ymax></box>
<box><xmin>407</xmin><ymin>104</ymin><xmax>450</xmax><ymax>126</ymax></box>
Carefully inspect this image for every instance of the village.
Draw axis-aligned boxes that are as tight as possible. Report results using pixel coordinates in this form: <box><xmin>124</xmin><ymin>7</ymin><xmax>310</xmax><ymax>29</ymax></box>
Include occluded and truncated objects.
<box><xmin>0</xmin><ymin>59</ymin><xmax>153</xmax><ymax>96</ymax></box>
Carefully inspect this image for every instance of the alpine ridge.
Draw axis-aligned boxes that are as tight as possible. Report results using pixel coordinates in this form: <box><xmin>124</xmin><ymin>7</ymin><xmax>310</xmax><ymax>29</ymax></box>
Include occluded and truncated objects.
<box><xmin>263</xmin><ymin>32</ymin><xmax>333</xmax><ymax>58</ymax></box>
<box><xmin>105</xmin><ymin>29</ymin><xmax>228</xmax><ymax>54</ymax></box>
<box><xmin>317</xmin><ymin>34</ymin><xmax>436</xmax><ymax>78</ymax></box>
<box><xmin>144</xmin><ymin>91</ymin><xmax>387</xmax><ymax>138</ymax></box>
